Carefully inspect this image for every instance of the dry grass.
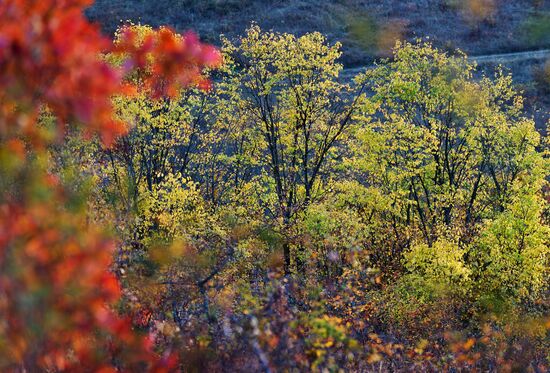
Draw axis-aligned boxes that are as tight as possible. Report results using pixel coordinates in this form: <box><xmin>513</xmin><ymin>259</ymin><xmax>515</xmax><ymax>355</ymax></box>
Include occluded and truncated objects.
<box><xmin>87</xmin><ymin>0</ymin><xmax>550</xmax><ymax>66</ymax></box>
<box><xmin>85</xmin><ymin>0</ymin><xmax>550</xmax><ymax>130</ymax></box>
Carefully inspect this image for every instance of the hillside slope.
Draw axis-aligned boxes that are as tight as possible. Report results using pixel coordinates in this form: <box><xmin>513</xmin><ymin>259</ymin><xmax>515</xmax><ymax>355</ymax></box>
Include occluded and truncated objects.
<box><xmin>87</xmin><ymin>0</ymin><xmax>550</xmax><ymax>65</ymax></box>
<box><xmin>86</xmin><ymin>0</ymin><xmax>550</xmax><ymax>130</ymax></box>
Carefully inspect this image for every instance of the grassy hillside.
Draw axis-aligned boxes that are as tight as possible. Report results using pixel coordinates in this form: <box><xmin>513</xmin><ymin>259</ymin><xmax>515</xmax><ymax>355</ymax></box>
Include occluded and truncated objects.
<box><xmin>87</xmin><ymin>0</ymin><xmax>550</xmax><ymax>66</ymax></box>
<box><xmin>86</xmin><ymin>0</ymin><xmax>550</xmax><ymax>131</ymax></box>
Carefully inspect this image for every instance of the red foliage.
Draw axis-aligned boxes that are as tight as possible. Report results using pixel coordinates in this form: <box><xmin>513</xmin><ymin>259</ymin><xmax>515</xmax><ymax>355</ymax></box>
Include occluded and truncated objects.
<box><xmin>0</xmin><ymin>0</ymin><xmax>220</xmax><ymax>370</ymax></box>
<box><xmin>0</xmin><ymin>0</ymin><xmax>123</xmax><ymax>145</ymax></box>
<box><xmin>0</xmin><ymin>0</ymin><xmax>221</xmax><ymax>145</ymax></box>
<box><xmin>114</xmin><ymin>26</ymin><xmax>221</xmax><ymax>97</ymax></box>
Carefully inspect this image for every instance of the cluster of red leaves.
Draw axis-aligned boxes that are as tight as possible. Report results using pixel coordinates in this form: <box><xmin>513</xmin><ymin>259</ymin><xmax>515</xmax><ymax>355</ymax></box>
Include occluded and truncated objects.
<box><xmin>0</xmin><ymin>0</ymin><xmax>123</xmax><ymax>145</ymax></box>
<box><xmin>0</xmin><ymin>0</ymin><xmax>221</xmax><ymax>145</ymax></box>
<box><xmin>0</xmin><ymin>183</ymin><xmax>177</xmax><ymax>371</ymax></box>
<box><xmin>0</xmin><ymin>0</ymin><xmax>220</xmax><ymax>371</ymax></box>
<box><xmin>114</xmin><ymin>26</ymin><xmax>221</xmax><ymax>98</ymax></box>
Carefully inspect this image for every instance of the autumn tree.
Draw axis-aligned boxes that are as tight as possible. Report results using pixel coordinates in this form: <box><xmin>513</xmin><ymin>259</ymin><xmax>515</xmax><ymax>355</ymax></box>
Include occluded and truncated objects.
<box><xmin>352</xmin><ymin>41</ymin><xmax>548</xmax><ymax>305</ymax></box>
<box><xmin>0</xmin><ymin>0</ymin><xmax>219</xmax><ymax>370</ymax></box>
<box><xmin>219</xmin><ymin>25</ymin><xmax>366</xmax><ymax>273</ymax></box>
<box><xmin>353</xmin><ymin>42</ymin><xmax>546</xmax><ymax>244</ymax></box>
<box><xmin>79</xmin><ymin>26</ymin><xmax>269</xmax><ymax>367</ymax></box>
<box><xmin>99</xmin><ymin>25</ymin><xmax>216</xmax><ymax>217</ymax></box>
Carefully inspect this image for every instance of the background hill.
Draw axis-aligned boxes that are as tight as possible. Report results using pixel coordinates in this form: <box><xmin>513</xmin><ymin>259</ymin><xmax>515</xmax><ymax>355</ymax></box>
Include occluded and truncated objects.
<box><xmin>86</xmin><ymin>0</ymin><xmax>550</xmax><ymax>130</ymax></box>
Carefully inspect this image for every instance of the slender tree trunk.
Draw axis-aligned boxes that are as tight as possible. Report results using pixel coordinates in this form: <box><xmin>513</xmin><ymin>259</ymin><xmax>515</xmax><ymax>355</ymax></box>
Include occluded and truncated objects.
<box><xmin>283</xmin><ymin>241</ymin><xmax>291</xmax><ymax>275</ymax></box>
<box><xmin>282</xmin><ymin>213</ymin><xmax>291</xmax><ymax>275</ymax></box>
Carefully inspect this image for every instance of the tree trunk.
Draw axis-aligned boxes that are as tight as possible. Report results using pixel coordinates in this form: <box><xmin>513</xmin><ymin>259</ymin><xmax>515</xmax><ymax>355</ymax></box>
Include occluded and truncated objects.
<box><xmin>283</xmin><ymin>241</ymin><xmax>291</xmax><ymax>275</ymax></box>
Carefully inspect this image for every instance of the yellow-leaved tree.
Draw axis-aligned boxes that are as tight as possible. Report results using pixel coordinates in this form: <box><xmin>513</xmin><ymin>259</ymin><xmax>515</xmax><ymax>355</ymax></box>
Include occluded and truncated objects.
<box><xmin>218</xmin><ymin>25</ymin><xmax>366</xmax><ymax>273</ymax></box>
